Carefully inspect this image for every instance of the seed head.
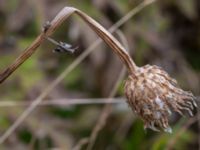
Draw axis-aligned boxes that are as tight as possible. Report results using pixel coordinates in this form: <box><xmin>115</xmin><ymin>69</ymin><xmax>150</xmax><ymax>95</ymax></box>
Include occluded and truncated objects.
<box><xmin>125</xmin><ymin>64</ymin><xmax>197</xmax><ymax>133</ymax></box>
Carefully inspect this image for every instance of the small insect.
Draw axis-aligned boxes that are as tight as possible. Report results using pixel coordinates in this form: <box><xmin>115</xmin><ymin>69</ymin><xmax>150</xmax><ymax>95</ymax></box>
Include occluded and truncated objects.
<box><xmin>53</xmin><ymin>41</ymin><xmax>78</xmax><ymax>53</ymax></box>
<box><xmin>46</xmin><ymin>36</ymin><xmax>78</xmax><ymax>54</ymax></box>
<box><xmin>43</xmin><ymin>21</ymin><xmax>78</xmax><ymax>53</ymax></box>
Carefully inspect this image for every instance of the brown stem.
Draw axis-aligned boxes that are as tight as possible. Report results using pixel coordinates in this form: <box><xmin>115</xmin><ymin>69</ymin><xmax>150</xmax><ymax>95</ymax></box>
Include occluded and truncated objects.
<box><xmin>0</xmin><ymin>7</ymin><xmax>76</xmax><ymax>84</ymax></box>
<box><xmin>0</xmin><ymin>35</ymin><xmax>45</xmax><ymax>83</ymax></box>
<box><xmin>0</xmin><ymin>7</ymin><xmax>137</xmax><ymax>84</ymax></box>
<box><xmin>75</xmin><ymin>10</ymin><xmax>137</xmax><ymax>74</ymax></box>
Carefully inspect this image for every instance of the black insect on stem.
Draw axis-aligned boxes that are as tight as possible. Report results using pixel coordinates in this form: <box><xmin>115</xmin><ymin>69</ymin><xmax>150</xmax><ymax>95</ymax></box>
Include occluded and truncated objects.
<box><xmin>43</xmin><ymin>21</ymin><xmax>78</xmax><ymax>53</ymax></box>
<box><xmin>46</xmin><ymin>36</ymin><xmax>78</xmax><ymax>53</ymax></box>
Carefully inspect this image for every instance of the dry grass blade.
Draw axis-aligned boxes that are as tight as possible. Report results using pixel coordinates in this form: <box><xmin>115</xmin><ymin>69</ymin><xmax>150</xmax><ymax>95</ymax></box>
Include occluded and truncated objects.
<box><xmin>85</xmin><ymin>29</ymin><xmax>129</xmax><ymax>150</ymax></box>
<box><xmin>166</xmin><ymin>116</ymin><xmax>198</xmax><ymax>150</ymax></box>
<box><xmin>86</xmin><ymin>66</ymin><xmax>126</xmax><ymax>150</ymax></box>
<box><xmin>0</xmin><ymin>0</ymin><xmax>157</xmax><ymax>144</ymax></box>
<box><xmin>0</xmin><ymin>98</ymin><xmax>124</xmax><ymax>107</ymax></box>
<box><xmin>72</xmin><ymin>29</ymin><xmax>130</xmax><ymax>150</ymax></box>
<box><xmin>72</xmin><ymin>138</ymin><xmax>89</xmax><ymax>150</ymax></box>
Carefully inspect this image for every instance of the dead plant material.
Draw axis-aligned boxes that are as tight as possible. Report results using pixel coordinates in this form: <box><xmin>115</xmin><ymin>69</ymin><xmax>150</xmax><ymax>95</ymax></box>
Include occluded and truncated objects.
<box><xmin>125</xmin><ymin>65</ymin><xmax>197</xmax><ymax>132</ymax></box>
<box><xmin>0</xmin><ymin>5</ymin><xmax>197</xmax><ymax>137</ymax></box>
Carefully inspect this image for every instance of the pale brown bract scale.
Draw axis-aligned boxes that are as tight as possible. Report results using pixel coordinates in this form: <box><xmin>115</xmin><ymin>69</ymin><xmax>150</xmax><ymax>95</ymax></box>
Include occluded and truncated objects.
<box><xmin>124</xmin><ymin>64</ymin><xmax>197</xmax><ymax>133</ymax></box>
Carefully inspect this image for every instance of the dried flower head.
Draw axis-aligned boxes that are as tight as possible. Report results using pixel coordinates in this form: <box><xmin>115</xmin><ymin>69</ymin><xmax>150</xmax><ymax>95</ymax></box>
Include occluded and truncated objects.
<box><xmin>125</xmin><ymin>64</ymin><xmax>197</xmax><ymax>133</ymax></box>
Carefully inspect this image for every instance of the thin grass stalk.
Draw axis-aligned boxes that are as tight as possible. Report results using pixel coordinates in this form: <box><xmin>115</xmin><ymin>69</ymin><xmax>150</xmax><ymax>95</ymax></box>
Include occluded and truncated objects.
<box><xmin>0</xmin><ymin>98</ymin><xmax>124</xmax><ymax>107</ymax></box>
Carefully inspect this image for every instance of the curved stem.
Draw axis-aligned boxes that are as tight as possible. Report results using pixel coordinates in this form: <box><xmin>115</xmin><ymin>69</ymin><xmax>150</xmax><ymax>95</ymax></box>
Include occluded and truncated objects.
<box><xmin>0</xmin><ymin>7</ymin><xmax>138</xmax><ymax>84</ymax></box>
<box><xmin>75</xmin><ymin>10</ymin><xmax>138</xmax><ymax>74</ymax></box>
<box><xmin>0</xmin><ymin>35</ymin><xmax>45</xmax><ymax>83</ymax></box>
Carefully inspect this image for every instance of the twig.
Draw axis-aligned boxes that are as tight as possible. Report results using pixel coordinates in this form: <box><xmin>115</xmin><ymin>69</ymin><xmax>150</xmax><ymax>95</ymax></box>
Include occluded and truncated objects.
<box><xmin>72</xmin><ymin>138</ymin><xmax>89</xmax><ymax>150</ymax></box>
<box><xmin>0</xmin><ymin>98</ymin><xmax>124</xmax><ymax>107</ymax></box>
<box><xmin>166</xmin><ymin>116</ymin><xmax>198</xmax><ymax>150</ymax></box>
<box><xmin>85</xmin><ymin>29</ymin><xmax>129</xmax><ymax>150</ymax></box>
<box><xmin>113</xmin><ymin>114</ymin><xmax>135</xmax><ymax>144</ymax></box>
<box><xmin>0</xmin><ymin>0</ymin><xmax>156</xmax><ymax>144</ymax></box>
<box><xmin>86</xmin><ymin>66</ymin><xmax>126</xmax><ymax>150</ymax></box>
<box><xmin>72</xmin><ymin>29</ymin><xmax>130</xmax><ymax>150</ymax></box>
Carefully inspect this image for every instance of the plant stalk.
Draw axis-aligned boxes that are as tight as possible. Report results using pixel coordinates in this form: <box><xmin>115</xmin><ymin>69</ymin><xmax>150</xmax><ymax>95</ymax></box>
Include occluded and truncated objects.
<box><xmin>0</xmin><ymin>7</ymin><xmax>137</xmax><ymax>84</ymax></box>
<box><xmin>75</xmin><ymin>9</ymin><xmax>138</xmax><ymax>74</ymax></box>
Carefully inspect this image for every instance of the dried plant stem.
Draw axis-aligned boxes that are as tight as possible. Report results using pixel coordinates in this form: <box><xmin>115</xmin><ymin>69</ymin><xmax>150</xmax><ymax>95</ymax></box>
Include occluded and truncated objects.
<box><xmin>0</xmin><ymin>35</ymin><xmax>44</xmax><ymax>83</ymax></box>
<box><xmin>75</xmin><ymin>10</ymin><xmax>137</xmax><ymax>74</ymax></box>
<box><xmin>0</xmin><ymin>0</ymin><xmax>156</xmax><ymax>144</ymax></box>
<box><xmin>0</xmin><ymin>0</ymin><xmax>156</xmax><ymax>83</ymax></box>
<box><xmin>72</xmin><ymin>138</ymin><xmax>89</xmax><ymax>150</ymax></box>
<box><xmin>0</xmin><ymin>7</ymin><xmax>136</xmax><ymax>84</ymax></box>
<box><xmin>0</xmin><ymin>98</ymin><xmax>124</xmax><ymax>107</ymax></box>
<box><xmin>85</xmin><ymin>29</ymin><xmax>129</xmax><ymax>150</ymax></box>
<box><xmin>72</xmin><ymin>29</ymin><xmax>130</xmax><ymax>150</ymax></box>
<box><xmin>86</xmin><ymin>67</ymin><xmax>126</xmax><ymax>150</ymax></box>
<box><xmin>166</xmin><ymin>116</ymin><xmax>198</xmax><ymax>150</ymax></box>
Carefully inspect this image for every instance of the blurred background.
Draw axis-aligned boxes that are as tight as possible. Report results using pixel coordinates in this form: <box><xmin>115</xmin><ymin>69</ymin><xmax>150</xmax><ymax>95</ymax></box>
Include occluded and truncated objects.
<box><xmin>0</xmin><ymin>0</ymin><xmax>200</xmax><ymax>149</ymax></box>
